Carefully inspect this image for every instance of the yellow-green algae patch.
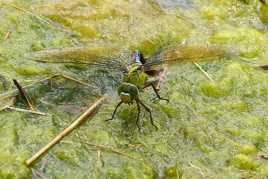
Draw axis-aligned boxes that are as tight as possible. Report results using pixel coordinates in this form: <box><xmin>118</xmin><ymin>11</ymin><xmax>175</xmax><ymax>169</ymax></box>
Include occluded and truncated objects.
<box><xmin>1</xmin><ymin>0</ymin><xmax>268</xmax><ymax>178</ymax></box>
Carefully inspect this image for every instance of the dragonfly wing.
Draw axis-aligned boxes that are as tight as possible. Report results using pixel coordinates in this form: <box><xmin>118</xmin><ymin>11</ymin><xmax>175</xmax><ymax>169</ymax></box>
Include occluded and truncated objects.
<box><xmin>143</xmin><ymin>44</ymin><xmax>231</xmax><ymax>71</ymax></box>
<box><xmin>25</xmin><ymin>47</ymin><xmax>119</xmax><ymax>62</ymax></box>
<box><xmin>26</xmin><ymin>47</ymin><xmax>129</xmax><ymax>73</ymax></box>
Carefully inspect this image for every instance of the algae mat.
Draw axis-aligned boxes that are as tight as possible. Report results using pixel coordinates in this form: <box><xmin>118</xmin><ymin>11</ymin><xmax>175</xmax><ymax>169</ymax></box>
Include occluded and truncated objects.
<box><xmin>1</xmin><ymin>0</ymin><xmax>268</xmax><ymax>178</ymax></box>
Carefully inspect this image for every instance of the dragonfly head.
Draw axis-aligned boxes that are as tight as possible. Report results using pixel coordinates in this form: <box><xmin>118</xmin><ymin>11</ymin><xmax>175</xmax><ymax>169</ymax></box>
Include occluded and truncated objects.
<box><xmin>120</xmin><ymin>92</ymin><xmax>131</xmax><ymax>103</ymax></box>
<box><xmin>118</xmin><ymin>83</ymin><xmax>139</xmax><ymax>103</ymax></box>
<box><xmin>131</xmin><ymin>50</ymin><xmax>146</xmax><ymax>65</ymax></box>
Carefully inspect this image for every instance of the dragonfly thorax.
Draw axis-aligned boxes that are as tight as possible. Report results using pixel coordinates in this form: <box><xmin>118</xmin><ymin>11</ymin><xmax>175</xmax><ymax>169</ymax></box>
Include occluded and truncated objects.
<box><xmin>123</xmin><ymin>65</ymin><xmax>148</xmax><ymax>90</ymax></box>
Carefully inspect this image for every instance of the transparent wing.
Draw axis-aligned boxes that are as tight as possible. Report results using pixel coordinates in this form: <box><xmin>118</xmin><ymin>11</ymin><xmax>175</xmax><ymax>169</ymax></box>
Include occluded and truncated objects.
<box><xmin>26</xmin><ymin>47</ymin><xmax>130</xmax><ymax>74</ymax></box>
<box><xmin>143</xmin><ymin>44</ymin><xmax>232</xmax><ymax>71</ymax></box>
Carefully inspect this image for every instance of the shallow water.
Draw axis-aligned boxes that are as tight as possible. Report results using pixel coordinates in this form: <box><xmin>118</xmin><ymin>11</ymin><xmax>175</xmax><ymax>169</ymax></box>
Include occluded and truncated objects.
<box><xmin>155</xmin><ymin>0</ymin><xmax>196</xmax><ymax>9</ymax></box>
<box><xmin>1</xmin><ymin>0</ymin><xmax>268</xmax><ymax>178</ymax></box>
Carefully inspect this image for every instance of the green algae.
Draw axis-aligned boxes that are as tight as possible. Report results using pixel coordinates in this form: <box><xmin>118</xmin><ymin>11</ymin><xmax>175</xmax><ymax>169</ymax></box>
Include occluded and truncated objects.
<box><xmin>232</xmin><ymin>154</ymin><xmax>257</xmax><ymax>170</ymax></box>
<box><xmin>1</xmin><ymin>0</ymin><xmax>268</xmax><ymax>178</ymax></box>
<box><xmin>238</xmin><ymin>144</ymin><xmax>257</xmax><ymax>155</ymax></box>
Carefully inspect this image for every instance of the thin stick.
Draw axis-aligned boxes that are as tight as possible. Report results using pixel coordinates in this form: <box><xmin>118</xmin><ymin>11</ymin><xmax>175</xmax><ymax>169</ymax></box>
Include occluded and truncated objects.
<box><xmin>13</xmin><ymin>79</ymin><xmax>36</xmax><ymax>111</ymax></box>
<box><xmin>0</xmin><ymin>98</ymin><xmax>15</xmax><ymax>111</ymax></box>
<box><xmin>4</xmin><ymin>31</ymin><xmax>11</xmax><ymax>40</ymax></box>
<box><xmin>0</xmin><ymin>76</ymin><xmax>56</xmax><ymax>100</ymax></box>
<box><xmin>6</xmin><ymin>107</ymin><xmax>47</xmax><ymax>116</ymax></box>
<box><xmin>193</xmin><ymin>62</ymin><xmax>214</xmax><ymax>82</ymax></box>
<box><xmin>259</xmin><ymin>154</ymin><xmax>268</xmax><ymax>160</ymax></box>
<box><xmin>26</xmin><ymin>96</ymin><xmax>106</xmax><ymax>166</ymax></box>
<box><xmin>3</xmin><ymin>3</ymin><xmax>79</xmax><ymax>38</ymax></box>
<box><xmin>60</xmin><ymin>74</ymin><xmax>92</xmax><ymax>87</ymax></box>
<box><xmin>85</xmin><ymin>142</ymin><xmax>144</xmax><ymax>161</ymax></box>
<box><xmin>6</xmin><ymin>3</ymin><xmax>52</xmax><ymax>25</ymax></box>
<box><xmin>96</xmin><ymin>150</ymin><xmax>104</xmax><ymax>167</ymax></box>
<box><xmin>189</xmin><ymin>162</ymin><xmax>205</xmax><ymax>177</ymax></box>
<box><xmin>0</xmin><ymin>74</ymin><xmax>96</xmax><ymax>100</ymax></box>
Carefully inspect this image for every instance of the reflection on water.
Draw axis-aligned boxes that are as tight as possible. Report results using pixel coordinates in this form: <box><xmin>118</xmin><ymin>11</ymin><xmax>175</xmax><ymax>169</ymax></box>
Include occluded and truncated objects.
<box><xmin>155</xmin><ymin>0</ymin><xmax>196</xmax><ymax>9</ymax></box>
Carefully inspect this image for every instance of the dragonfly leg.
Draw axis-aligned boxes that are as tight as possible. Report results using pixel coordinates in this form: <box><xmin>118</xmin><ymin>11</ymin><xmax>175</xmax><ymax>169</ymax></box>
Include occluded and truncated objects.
<box><xmin>106</xmin><ymin>101</ymin><xmax>123</xmax><ymax>121</ymax></box>
<box><xmin>138</xmin><ymin>99</ymin><xmax>158</xmax><ymax>130</ymax></box>
<box><xmin>135</xmin><ymin>99</ymin><xmax>141</xmax><ymax>131</ymax></box>
<box><xmin>151</xmin><ymin>84</ymin><xmax>169</xmax><ymax>103</ymax></box>
<box><xmin>143</xmin><ymin>78</ymin><xmax>169</xmax><ymax>102</ymax></box>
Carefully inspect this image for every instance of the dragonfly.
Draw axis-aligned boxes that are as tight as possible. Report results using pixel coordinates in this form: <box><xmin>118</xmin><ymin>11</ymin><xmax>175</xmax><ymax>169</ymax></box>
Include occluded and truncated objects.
<box><xmin>25</xmin><ymin>44</ymin><xmax>228</xmax><ymax>130</ymax></box>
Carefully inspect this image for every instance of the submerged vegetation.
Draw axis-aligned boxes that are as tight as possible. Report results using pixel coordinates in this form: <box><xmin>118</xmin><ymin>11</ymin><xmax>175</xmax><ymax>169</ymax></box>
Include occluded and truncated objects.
<box><xmin>1</xmin><ymin>0</ymin><xmax>268</xmax><ymax>178</ymax></box>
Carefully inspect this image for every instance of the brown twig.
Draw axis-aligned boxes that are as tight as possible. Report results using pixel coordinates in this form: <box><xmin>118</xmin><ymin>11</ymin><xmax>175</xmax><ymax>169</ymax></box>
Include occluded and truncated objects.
<box><xmin>259</xmin><ymin>154</ymin><xmax>268</xmax><ymax>160</ymax></box>
<box><xmin>59</xmin><ymin>74</ymin><xmax>92</xmax><ymax>87</ymax></box>
<box><xmin>13</xmin><ymin>79</ymin><xmax>36</xmax><ymax>111</ymax></box>
<box><xmin>260</xmin><ymin>0</ymin><xmax>268</xmax><ymax>5</ymax></box>
<box><xmin>0</xmin><ymin>74</ymin><xmax>96</xmax><ymax>101</ymax></box>
<box><xmin>5</xmin><ymin>3</ymin><xmax>52</xmax><ymax>25</ymax></box>
<box><xmin>259</xmin><ymin>64</ymin><xmax>268</xmax><ymax>70</ymax></box>
<box><xmin>84</xmin><ymin>142</ymin><xmax>144</xmax><ymax>161</ymax></box>
<box><xmin>4</xmin><ymin>31</ymin><xmax>11</xmax><ymax>40</ymax></box>
<box><xmin>193</xmin><ymin>62</ymin><xmax>214</xmax><ymax>82</ymax></box>
<box><xmin>97</xmin><ymin>150</ymin><xmax>104</xmax><ymax>167</ymax></box>
<box><xmin>0</xmin><ymin>76</ymin><xmax>54</xmax><ymax>101</ymax></box>
<box><xmin>6</xmin><ymin>106</ymin><xmax>47</xmax><ymax>116</ymax></box>
<box><xmin>26</xmin><ymin>96</ymin><xmax>106</xmax><ymax>166</ymax></box>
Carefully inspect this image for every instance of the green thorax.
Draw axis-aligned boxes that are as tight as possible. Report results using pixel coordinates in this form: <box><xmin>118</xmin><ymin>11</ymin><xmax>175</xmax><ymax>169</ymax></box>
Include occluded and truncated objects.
<box><xmin>122</xmin><ymin>63</ymin><xmax>148</xmax><ymax>89</ymax></box>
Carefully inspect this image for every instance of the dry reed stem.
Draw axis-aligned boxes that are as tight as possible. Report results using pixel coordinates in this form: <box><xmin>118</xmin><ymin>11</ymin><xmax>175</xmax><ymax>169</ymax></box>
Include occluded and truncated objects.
<box><xmin>13</xmin><ymin>79</ymin><xmax>36</xmax><ymax>111</ymax></box>
<box><xmin>26</xmin><ymin>96</ymin><xmax>105</xmax><ymax>166</ymax></box>
<box><xmin>193</xmin><ymin>62</ymin><xmax>214</xmax><ymax>82</ymax></box>
<box><xmin>6</xmin><ymin>107</ymin><xmax>47</xmax><ymax>116</ymax></box>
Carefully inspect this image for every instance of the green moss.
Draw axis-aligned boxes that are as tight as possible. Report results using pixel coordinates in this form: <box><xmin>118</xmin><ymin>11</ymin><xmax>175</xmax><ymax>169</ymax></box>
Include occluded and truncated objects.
<box><xmin>54</xmin><ymin>148</ymin><xmax>77</xmax><ymax>165</ymax></box>
<box><xmin>159</xmin><ymin>105</ymin><xmax>178</xmax><ymax>118</ymax></box>
<box><xmin>0</xmin><ymin>123</ymin><xmax>18</xmax><ymax>148</ymax></box>
<box><xmin>74</xmin><ymin>26</ymin><xmax>98</xmax><ymax>38</ymax></box>
<box><xmin>200</xmin><ymin>82</ymin><xmax>230</xmax><ymax>97</ymax></box>
<box><xmin>84</xmin><ymin>129</ymin><xmax>112</xmax><ymax>144</ymax></box>
<box><xmin>238</xmin><ymin>144</ymin><xmax>257</xmax><ymax>155</ymax></box>
<box><xmin>14</xmin><ymin>65</ymin><xmax>48</xmax><ymax>75</ymax></box>
<box><xmin>86</xmin><ymin>0</ymin><xmax>105</xmax><ymax>6</ymax></box>
<box><xmin>259</xmin><ymin>4</ymin><xmax>268</xmax><ymax>23</ymax></box>
<box><xmin>225</xmin><ymin>127</ymin><xmax>242</xmax><ymax>137</ymax></box>
<box><xmin>227</xmin><ymin>101</ymin><xmax>248</xmax><ymax>112</ymax></box>
<box><xmin>164</xmin><ymin>165</ymin><xmax>183</xmax><ymax>179</ymax></box>
<box><xmin>106</xmin><ymin>163</ymin><xmax>155</xmax><ymax>179</ymax></box>
<box><xmin>201</xmin><ymin>6</ymin><xmax>227</xmax><ymax>20</ymax></box>
<box><xmin>31</xmin><ymin>41</ymin><xmax>46</xmax><ymax>51</ymax></box>
<box><xmin>243</xmin><ymin>130</ymin><xmax>266</xmax><ymax>145</ymax></box>
<box><xmin>239</xmin><ymin>46</ymin><xmax>261</xmax><ymax>58</ymax></box>
<box><xmin>232</xmin><ymin>154</ymin><xmax>257</xmax><ymax>170</ymax></box>
<box><xmin>210</xmin><ymin>27</ymin><xmax>263</xmax><ymax>44</ymax></box>
<box><xmin>260</xmin><ymin>165</ymin><xmax>268</xmax><ymax>177</ymax></box>
<box><xmin>47</xmin><ymin>15</ymin><xmax>71</xmax><ymax>27</ymax></box>
<box><xmin>183</xmin><ymin>127</ymin><xmax>197</xmax><ymax>140</ymax></box>
<box><xmin>0</xmin><ymin>150</ymin><xmax>30</xmax><ymax>179</ymax></box>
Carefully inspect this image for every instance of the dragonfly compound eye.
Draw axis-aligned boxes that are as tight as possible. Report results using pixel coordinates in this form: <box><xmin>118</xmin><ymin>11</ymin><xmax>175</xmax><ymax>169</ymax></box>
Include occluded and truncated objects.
<box><xmin>131</xmin><ymin>50</ymin><xmax>142</xmax><ymax>65</ymax></box>
<box><xmin>118</xmin><ymin>82</ymin><xmax>139</xmax><ymax>103</ymax></box>
<box><xmin>120</xmin><ymin>92</ymin><xmax>131</xmax><ymax>103</ymax></box>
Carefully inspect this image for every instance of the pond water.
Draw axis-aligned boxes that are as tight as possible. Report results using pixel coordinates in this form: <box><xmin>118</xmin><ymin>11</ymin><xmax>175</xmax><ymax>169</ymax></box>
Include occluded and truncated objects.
<box><xmin>155</xmin><ymin>0</ymin><xmax>196</xmax><ymax>9</ymax></box>
<box><xmin>1</xmin><ymin>0</ymin><xmax>268</xmax><ymax>178</ymax></box>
